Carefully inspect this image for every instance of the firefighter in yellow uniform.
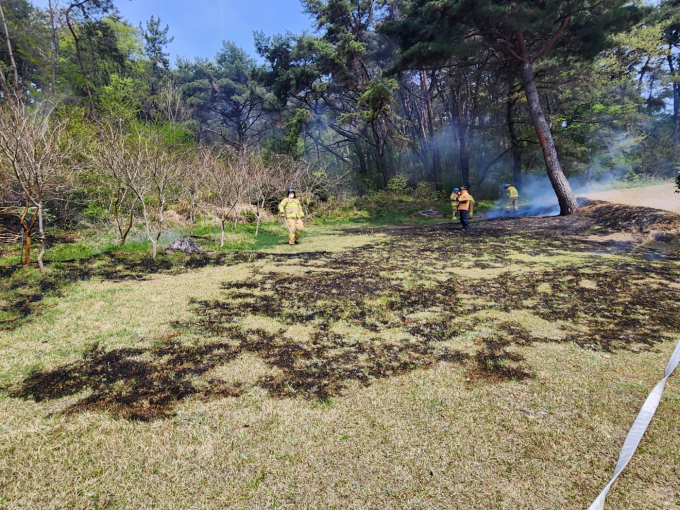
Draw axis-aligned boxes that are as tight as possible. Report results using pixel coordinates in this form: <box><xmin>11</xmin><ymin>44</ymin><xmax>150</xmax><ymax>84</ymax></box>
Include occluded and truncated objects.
<box><xmin>450</xmin><ymin>187</ymin><xmax>461</xmax><ymax>219</ymax></box>
<box><xmin>504</xmin><ymin>183</ymin><xmax>519</xmax><ymax>213</ymax></box>
<box><xmin>279</xmin><ymin>187</ymin><xmax>305</xmax><ymax>245</ymax></box>
<box><xmin>458</xmin><ymin>186</ymin><xmax>475</xmax><ymax>231</ymax></box>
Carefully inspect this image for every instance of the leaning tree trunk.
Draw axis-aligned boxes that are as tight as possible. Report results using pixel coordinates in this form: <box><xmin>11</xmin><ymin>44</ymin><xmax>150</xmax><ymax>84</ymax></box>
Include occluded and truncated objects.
<box><xmin>521</xmin><ymin>61</ymin><xmax>578</xmax><ymax>215</ymax></box>
<box><xmin>254</xmin><ymin>197</ymin><xmax>266</xmax><ymax>237</ymax></box>
<box><xmin>668</xmin><ymin>54</ymin><xmax>679</xmax><ymax>140</ymax></box>
<box><xmin>354</xmin><ymin>138</ymin><xmax>368</xmax><ymax>178</ymax></box>
<box><xmin>189</xmin><ymin>199</ymin><xmax>196</xmax><ymax>236</ymax></box>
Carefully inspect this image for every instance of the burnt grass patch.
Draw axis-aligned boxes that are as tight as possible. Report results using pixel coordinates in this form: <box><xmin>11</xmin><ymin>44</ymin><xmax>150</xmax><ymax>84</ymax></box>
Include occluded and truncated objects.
<box><xmin>8</xmin><ymin>224</ymin><xmax>680</xmax><ymax>421</ymax></box>
<box><xmin>9</xmin><ymin>336</ymin><xmax>246</xmax><ymax>421</ymax></box>
<box><xmin>0</xmin><ymin>250</ymin><xmax>271</xmax><ymax>330</ymax></box>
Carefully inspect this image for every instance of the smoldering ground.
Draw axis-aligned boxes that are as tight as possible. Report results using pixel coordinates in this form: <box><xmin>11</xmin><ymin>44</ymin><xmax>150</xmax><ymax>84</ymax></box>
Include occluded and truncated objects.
<box><xmin>486</xmin><ymin>175</ymin><xmax>564</xmax><ymax>218</ymax></box>
<box><xmin>482</xmin><ymin>161</ymin><xmax>674</xmax><ymax>220</ymax></box>
<box><xmin>8</xmin><ymin>203</ymin><xmax>680</xmax><ymax>421</ymax></box>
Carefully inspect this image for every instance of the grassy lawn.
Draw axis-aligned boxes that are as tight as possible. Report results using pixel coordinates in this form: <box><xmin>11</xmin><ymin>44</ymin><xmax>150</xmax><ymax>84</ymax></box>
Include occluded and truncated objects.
<box><xmin>0</xmin><ymin>204</ymin><xmax>679</xmax><ymax>508</ymax></box>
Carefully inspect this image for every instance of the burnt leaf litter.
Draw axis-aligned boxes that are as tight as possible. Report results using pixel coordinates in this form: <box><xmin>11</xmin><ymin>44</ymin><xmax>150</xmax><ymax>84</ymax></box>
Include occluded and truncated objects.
<box><xmin>6</xmin><ymin>202</ymin><xmax>680</xmax><ymax>421</ymax></box>
<box><xmin>0</xmin><ymin>250</ymin><xmax>267</xmax><ymax>326</ymax></box>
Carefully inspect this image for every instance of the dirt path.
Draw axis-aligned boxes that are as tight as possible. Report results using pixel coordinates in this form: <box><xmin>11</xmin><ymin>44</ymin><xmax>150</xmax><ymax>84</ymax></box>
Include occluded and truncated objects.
<box><xmin>582</xmin><ymin>182</ymin><xmax>680</xmax><ymax>213</ymax></box>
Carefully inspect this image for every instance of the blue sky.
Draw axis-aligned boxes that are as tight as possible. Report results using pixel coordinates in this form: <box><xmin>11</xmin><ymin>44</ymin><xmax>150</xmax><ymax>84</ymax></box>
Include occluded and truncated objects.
<box><xmin>33</xmin><ymin>0</ymin><xmax>315</xmax><ymax>62</ymax></box>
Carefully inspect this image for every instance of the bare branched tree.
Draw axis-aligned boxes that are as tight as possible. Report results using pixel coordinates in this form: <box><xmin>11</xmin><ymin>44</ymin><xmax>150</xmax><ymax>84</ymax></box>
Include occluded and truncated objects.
<box><xmin>202</xmin><ymin>148</ymin><xmax>249</xmax><ymax>247</ymax></box>
<box><xmin>87</xmin><ymin>119</ymin><xmax>140</xmax><ymax>245</ymax></box>
<box><xmin>182</xmin><ymin>148</ymin><xmax>209</xmax><ymax>236</ymax></box>
<box><xmin>248</xmin><ymin>153</ymin><xmax>281</xmax><ymax>237</ymax></box>
<box><xmin>156</xmin><ymin>81</ymin><xmax>191</xmax><ymax>123</ymax></box>
<box><xmin>0</xmin><ymin>103</ymin><xmax>75</xmax><ymax>271</ymax></box>
<box><xmin>296</xmin><ymin>162</ymin><xmax>348</xmax><ymax>215</ymax></box>
<box><xmin>124</xmin><ymin>127</ymin><xmax>185</xmax><ymax>259</ymax></box>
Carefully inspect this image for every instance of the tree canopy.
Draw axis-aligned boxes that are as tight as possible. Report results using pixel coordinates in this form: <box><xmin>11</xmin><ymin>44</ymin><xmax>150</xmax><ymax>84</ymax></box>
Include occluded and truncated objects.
<box><xmin>1</xmin><ymin>0</ymin><xmax>679</xmax><ymax>224</ymax></box>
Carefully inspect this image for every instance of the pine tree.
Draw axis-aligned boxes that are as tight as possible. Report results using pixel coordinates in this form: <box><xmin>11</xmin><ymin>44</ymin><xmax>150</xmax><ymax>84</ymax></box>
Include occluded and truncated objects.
<box><xmin>140</xmin><ymin>16</ymin><xmax>174</xmax><ymax>91</ymax></box>
<box><xmin>382</xmin><ymin>0</ymin><xmax>641</xmax><ymax>215</ymax></box>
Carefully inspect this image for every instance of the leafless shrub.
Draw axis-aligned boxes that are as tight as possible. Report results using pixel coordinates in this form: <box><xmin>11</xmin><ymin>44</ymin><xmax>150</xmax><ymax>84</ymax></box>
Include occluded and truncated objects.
<box><xmin>87</xmin><ymin>119</ymin><xmax>140</xmax><ymax>245</ymax></box>
<box><xmin>202</xmin><ymin>148</ymin><xmax>250</xmax><ymax>247</ymax></box>
<box><xmin>156</xmin><ymin>81</ymin><xmax>191</xmax><ymax>124</ymax></box>
<box><xmin>279</xmin><ymin>158</ymin><xmax>348</xmax><ymax>217</ymax></box>
<box><xmin>124</xmin><ymin>126</ymin><xmax>186</xmax><ymax>259</ymax></box>
<box><xmin>181</xmin><ymin>148</ymin><xmax>208</xmax><ymax>235</ymax></box>
<box><xmin>0</xmin><ymin>103</ymin><xmax>76</xmax><ymax>271</ymax></box>
<box><xmin>249</xmin><ymin>153</ymin><xmax>286</xmax><ymax>236</ymax></box>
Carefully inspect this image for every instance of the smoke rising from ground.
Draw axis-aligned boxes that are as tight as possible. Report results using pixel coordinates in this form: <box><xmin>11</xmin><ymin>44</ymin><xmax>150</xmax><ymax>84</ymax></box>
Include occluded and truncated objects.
<box><xmin>483</xmin><ymin>169</ymin><xmax>662</xmax><ymax>219</ymax></box>
<box><xmin>486</xmin><ymin>176</ymin><xmax>562</xmax><ymax>218</ymax></box>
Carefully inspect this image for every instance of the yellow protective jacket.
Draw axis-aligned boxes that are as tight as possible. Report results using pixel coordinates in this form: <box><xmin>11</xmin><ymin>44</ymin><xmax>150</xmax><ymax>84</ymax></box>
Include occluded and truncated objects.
<box><xmin>507</xmin><ymin>186</ymin><xmax>519</xmax><ymax>198</ymax></box>
<box><xmin>279</xmin><ymin>197</ymin><xmax>305</xmax><ymax>219</ymax></box>
<box><xmin>450</xmin><ymin>192</ymin><xmax>460</xmax><ymax>208</ymax></box>
<box><xmin>458</xmin><ymin>191</ymin><xmax>475</xmax><ymax>212</ymax></box>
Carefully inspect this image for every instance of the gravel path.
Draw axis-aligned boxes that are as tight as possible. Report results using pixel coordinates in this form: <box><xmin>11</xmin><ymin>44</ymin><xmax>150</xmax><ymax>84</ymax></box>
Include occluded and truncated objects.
<box><xmin>582</xmin><ymin>183</ymin><xmax>680</xmax><ymax>213</ymax></box>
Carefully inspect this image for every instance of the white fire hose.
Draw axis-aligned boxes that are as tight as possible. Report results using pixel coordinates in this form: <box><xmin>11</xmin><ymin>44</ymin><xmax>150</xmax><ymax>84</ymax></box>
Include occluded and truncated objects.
<box><xmin>587</xmin><ymin>338</ymin><xmax>680</xmax><ymax>509</ymax></box>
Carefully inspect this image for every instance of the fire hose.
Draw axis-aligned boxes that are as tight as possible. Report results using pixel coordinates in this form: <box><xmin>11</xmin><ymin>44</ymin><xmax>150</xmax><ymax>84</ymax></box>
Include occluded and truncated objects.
<box><xmin>587</xmin><ymin>337</ymin><xmax>680</xmax><ymax>509</ymax></box>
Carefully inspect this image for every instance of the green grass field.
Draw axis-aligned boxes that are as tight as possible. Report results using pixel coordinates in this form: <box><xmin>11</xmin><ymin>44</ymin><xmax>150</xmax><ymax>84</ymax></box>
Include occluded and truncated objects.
<box><xmin>0</xmin><ymin>200</ymin><xmax>679</xmax><ymax>509</ymax></box>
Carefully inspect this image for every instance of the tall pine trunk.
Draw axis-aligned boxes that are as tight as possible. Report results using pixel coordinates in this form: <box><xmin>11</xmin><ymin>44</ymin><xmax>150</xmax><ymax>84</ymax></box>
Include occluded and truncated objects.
<box><xmin>458</xmin><ymin>125</ymin><xmax>472</xmax><ymax>189</ymax></box>
<box><xmin>674</xmin><ymin>82</ymin><xmax>680</xmax><ymax>139</ymax></box>
<box><xmin>65</xmin><ymin>11</ymin><xmax>94</xmax><ymax>109</ymax></box>
<box><xmin>521</xmin><ymin>61</ymin><xmax>578</xmax><ymax>215</ymax></box>
<box><xmin>370</xmin><ymin>123</ymin><xmax>390</xmax><ymax>188</ymax></box>
<box><xmin>354</xmin><ymin>138</ymin><xmax>368</xmax><ymax>178</ymax></box>
<box><xmin>421</xmin><ymin>70</ymin><xmax>441</xmax><ymax>190</ymax></box>
<box><xmin>506</xmin><ymin>96</ymin><xmax>523</xmax><ymax>189</ymax></box>
<box><xmin>670</xmin><ymin>54</ymin><xmax>680</xmax><ymax>140</ymax></box>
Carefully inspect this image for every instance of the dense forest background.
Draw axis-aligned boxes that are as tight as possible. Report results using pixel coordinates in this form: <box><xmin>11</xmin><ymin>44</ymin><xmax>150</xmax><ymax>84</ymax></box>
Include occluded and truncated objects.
<box><xmin>2</xmin><ymin>0</ymin><xmax>680</xmax><ymax>261</ymax></box>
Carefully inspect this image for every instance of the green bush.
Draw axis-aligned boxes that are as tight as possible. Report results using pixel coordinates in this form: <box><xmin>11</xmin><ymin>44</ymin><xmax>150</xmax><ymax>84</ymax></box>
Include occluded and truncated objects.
<box><xmin>386</xmin><ymin>175</ymin><xmax>408</xmax><ymax>193</ymax></box>
<box><xmin>84</xmin><ymin>203</ymin><xmax>109</xmax><ymax>222</ymax></box>
<box><xmin>413</xmin><ymin>182</ymin><xmax>432</xmax><ymax>199</ymax></box>
<box><xmin>241</xmin><ymin>209</ymin><xmax>257</xmax><ymax>224</ymax></box>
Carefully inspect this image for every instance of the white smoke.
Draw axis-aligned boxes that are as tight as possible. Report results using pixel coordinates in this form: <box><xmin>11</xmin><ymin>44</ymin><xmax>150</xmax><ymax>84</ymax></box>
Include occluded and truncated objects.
<box><xmin>486</xmin><ymin>175</ymin><xmax>561</xmax><ymax>218</ymax></box>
